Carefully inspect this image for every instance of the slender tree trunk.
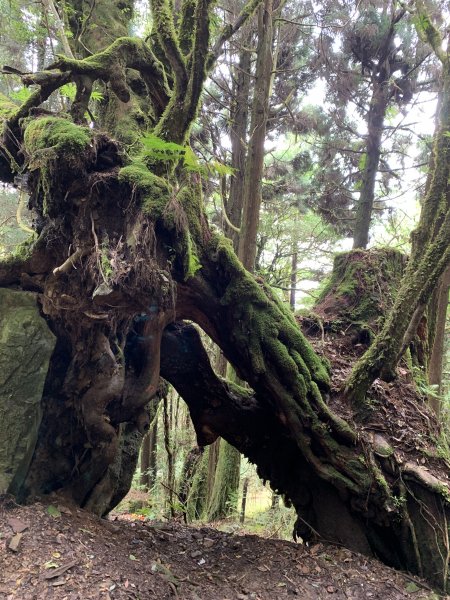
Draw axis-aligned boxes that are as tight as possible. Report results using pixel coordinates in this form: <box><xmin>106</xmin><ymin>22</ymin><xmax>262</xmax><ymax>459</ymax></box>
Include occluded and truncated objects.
<box><xmin>163</xmin><ymin>395</ymin><xmax>175</xmax><ymax>517</ymax></box>
<box><xmin>352</xmin><ymin>79</ymin><xmax>390</xmax><ymax>249</ymax></box>
<box><xmin>290</xmin><ymin>243</ymin><xmax>298</xmax><ymax>310</ymax></box>
<box><xmin>206</xmin><ymin>439</ymin><xmax>219</xmax><ymax>501</ymax></box>
<box><xmin>140</xmin><ymin>417</ymin><xmax>159</xmax><ymax>491</ymax></box>
<box><xmin>205</xmin><ymin>350</ymin><xmax>240</xmax><ymax>520</ymax></box>
<box><xmin>237</xmin><ymin>0</ymin><xmax>273</xmax><ymax>270</ymax></box>
<box><xmin>140</xmin><ymin>432</ymin><xmax>151</xmax><ymax>490</ymax></box>
<box><xmin>240</xmin><ymin>477</ymin><xmax>249</xmax><ymax>523</ymax></box>
<box><xmin>428</xmin><ymin>266</ymin><xmax>450</xmax><ymax>414</ymax></box>
<box><xmin>225</xmin><ymin>38</ymin><xmax>252</xmax><ymax>247</ymax></box>
<box><xmin>209</xmin><ymin>0</ymin><xmax>277</xmax><ymax>520</ymax></box>
<box><xmin>347</xmin><ymin>67</ymin><xmax>450</xmax><ymax>403</ymax></box>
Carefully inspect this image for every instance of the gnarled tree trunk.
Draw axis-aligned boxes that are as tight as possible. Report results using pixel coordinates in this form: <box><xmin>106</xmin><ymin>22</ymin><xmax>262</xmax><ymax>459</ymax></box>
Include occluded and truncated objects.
<box><xmin>0</xmin><ymin>1</ymin><xmax>449</xmax><ymax>593</ymax></box>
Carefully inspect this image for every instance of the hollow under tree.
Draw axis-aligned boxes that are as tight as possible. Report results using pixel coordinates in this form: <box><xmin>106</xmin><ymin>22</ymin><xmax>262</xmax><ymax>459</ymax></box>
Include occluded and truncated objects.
<box><xmin>0</xmin><ymin>0</ymin><xmax>449</xmax><ymax>592</ymax></box>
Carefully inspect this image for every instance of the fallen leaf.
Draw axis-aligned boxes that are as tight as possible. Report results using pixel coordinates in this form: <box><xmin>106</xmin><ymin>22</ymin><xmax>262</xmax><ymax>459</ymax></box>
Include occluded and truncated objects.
<box><xmin>297</xmin><ymin>565</ymin><xmax>310</xmax><ymax>575</ymax></box>
<box><xmin>46</xmin><ymin>505</ymin><xmax>61</xmax><ymax>518</ymax></box>
<box><xmin>7</xmin><ymin>518</ymin><xmax>28</xmax><ymax>534</ymax></box>
<box><xmin>405</xmin><ymin>582</ymin><xmax>420</xmax><ymax>593</ymax></box>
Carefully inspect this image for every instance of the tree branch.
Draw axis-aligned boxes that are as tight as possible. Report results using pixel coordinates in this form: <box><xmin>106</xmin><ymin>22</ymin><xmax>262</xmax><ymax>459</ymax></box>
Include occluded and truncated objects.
<box><xmin>413</xmin><ymin>0</ymin><xmax>447</xmax><ymax>64</ymax></box>
<box><xmin>3</xmin><ymin>37</ymin><xmax>170</xmax><ymax>130</ymax></box>
<box><xmin>150</xmin><ymin>0</ymin><xmax>188</xmax><ymax>88</ymax></box>
<box><xmin>208</xmin><ymin>0</ymin><xmax>263</xmax><ymax>69</ymax></box>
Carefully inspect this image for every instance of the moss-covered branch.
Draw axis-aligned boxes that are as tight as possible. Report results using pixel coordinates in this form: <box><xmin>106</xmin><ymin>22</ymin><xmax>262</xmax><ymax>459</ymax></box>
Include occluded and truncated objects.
<box><xmin>150</xmin><ymin>0</ymin><xmax>188</xmax><ymax>88</ymax></box>
<box><xmin>413</xmin><ymin>0</ymin><xmax>447</xmax><ymax>64</ymax></box>
<box><xmin>3</xmin><ymin>37</ymin><xmax>170</xmax><ymax>131</ymax></box>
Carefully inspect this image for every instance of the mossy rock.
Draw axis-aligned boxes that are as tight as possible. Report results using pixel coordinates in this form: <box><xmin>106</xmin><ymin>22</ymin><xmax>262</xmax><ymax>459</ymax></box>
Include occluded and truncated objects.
<box><xmin>0</xmin><ymin>289</ymin><xmax>56</xmax><ymax>495</ymax></box>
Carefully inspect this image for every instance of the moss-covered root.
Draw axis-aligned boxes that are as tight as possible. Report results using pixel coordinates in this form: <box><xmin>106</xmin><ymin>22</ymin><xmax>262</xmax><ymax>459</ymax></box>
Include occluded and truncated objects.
<box><xmin>22</xmin><ymin>116</ymin><xmax>93</xmax><ymax>216</ymax></box>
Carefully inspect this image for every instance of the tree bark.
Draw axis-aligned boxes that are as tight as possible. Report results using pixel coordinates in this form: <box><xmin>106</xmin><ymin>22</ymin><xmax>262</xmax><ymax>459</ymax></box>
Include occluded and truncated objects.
<box><xmin>140</xmin><ymin>417</ymin><xmax>158</xmax><ymax>491</ymax></box>
<box><xmin>352</xmin><ymin>79</ymin><xmax>390</xmax><ymax>249</ymax></box>
<box><xmin>428</xmin><ymin>266</ymin><xmax>450</xmax><ymax>414</ymax></box>
<box><xmin>237</xmin><ymin>0</ymin><xmax>274</xmax><ymax>270</ymax></box>
<box><xmin>225</xmin><ymin>37</ymin><xmax>252</xmax><ymax>247</ymax></box>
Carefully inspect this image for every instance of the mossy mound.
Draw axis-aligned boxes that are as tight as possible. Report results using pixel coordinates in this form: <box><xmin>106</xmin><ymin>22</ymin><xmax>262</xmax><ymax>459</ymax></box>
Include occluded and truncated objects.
<box><xmin>118</xmin><ymin>160</ymin><xmax>171</xmax><ymax>218</ymax></box>
<box><xmin>24</xmin><ymin>116</ymin><xmax>91</xmax><ymax>157</ymax></box>
<box><xmin>23</xmin><ymin>117</ymin><xmax>93</xmax><ymax>216</ymax></box>
<box><xmin>313</xmin><ymin>248</ymin><xmax>406</xmax><ymax>333</ymax></box>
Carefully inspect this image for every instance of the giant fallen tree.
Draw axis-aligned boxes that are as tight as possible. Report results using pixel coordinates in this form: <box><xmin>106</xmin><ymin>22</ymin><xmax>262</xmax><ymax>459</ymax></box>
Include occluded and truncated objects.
<box><xmin>0</xmin><ymin>0</ymin><xmax>450</xmax><ymax>591</ymax></box>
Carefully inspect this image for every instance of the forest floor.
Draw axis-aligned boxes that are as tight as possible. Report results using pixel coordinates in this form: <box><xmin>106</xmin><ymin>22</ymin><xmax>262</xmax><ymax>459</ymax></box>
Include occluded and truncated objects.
<box><xmin>0</xmin><ymin>495</ymin><xmax>445</xmax><ymax>600</ymax></box>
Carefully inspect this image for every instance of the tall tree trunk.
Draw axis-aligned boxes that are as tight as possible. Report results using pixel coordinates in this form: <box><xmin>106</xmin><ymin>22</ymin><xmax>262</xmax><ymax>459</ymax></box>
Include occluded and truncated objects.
<box><xmin>205</xmin><ymin>343</ymin><xmax>240</xmax><ymax>520</ymax></box>
<box><xmin>347</xmin><ymin>62</ymin><xmax>450</xmax><ymax>403</ymax></box>
<box><xmin>140</xmin><ymin>432</ymin><xmax>151</xmax><ymax>490</ymax></box>
<box><xmin>209</xmin><ymin>0</ymin><xmax>277</xmax><ymax>519</ymax></box>
<box><xmin>163</xmin><ymin>395</ymin><xmax>175</xmax><ymax>517</ymax></box>
<box><xmin>140</xmin><ymin>417</ymin><xmax>158</xmax><ymax>491</ymax></box>
<box><xmin>290</xmin><ymin>242</ymin><xmax>298</xmax><ymax>310</ymax></box>
<box><xmin>207</xmin><ymin>439</ymin><xmax>241</xmax><ymax>521</ymax></box>
<box><xmin>352</xmin><ymin>79</ymin><xmax>390</xmax><ymax>249</ymax></box>
<box><xmin>225</xmin><ymin>37</ymin><xmax>252</xmax><ymax>247</ymax></box>
<box><xmin>240</xmin><ymin>477</ymin><xmax>249</xmax><ymax>523</ymax></box>
<box><xmin>428</xmin><ymin>266</ymin><xmax>450</xmax><ymax>414</ymax></box>
<box><xmin>237</xmin><ymin>0</ymin><xmax>273</xmax><ymax>270</ymax></box>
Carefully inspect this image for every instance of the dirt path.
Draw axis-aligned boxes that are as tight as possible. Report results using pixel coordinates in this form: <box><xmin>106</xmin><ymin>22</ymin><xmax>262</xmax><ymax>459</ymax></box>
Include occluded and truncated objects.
<box><xmin>0</xmin><ymin>497</ymin><xmax>443</xmax><ymax>599</ymax></box>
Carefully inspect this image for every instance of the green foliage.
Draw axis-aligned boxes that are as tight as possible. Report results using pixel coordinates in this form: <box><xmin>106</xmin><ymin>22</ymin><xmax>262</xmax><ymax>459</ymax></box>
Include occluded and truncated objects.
<box><xmin>140</xmin><ymin>133</ymin><xmax>233</xmax><ymax>177</ymax></box>
<box><xmin>185</xmin><ymin>231</ymin><xmax>202</xmax><ymax>279</ymax></box>
<box><xmin>358</xmin><ymin>153</ymin><xmax>367</xmax><ymax>171</ymax></box>
<box><xmin>10</xmin><ymin>87</ymin><xmax>32</xmax><ymax>104</ymax></box>
<box><xmin>0</xmin><ymin>92</ymin><xmax>19</xmax><ymax>119</ymax></box>
<box><xmin>59</xmin><ymin>84</ymin><xmax>77</xmax><ymax>101</ymax></box>
<box><xmin>412</xmin><ymin>13</ymin><xmax>432</xmax><ymax>38</ymax></box>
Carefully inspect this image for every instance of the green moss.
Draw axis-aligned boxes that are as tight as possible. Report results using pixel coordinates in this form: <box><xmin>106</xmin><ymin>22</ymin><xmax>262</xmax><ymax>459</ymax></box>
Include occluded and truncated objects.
<box><xmin>118</xmin><ymin>161</ymin><xmax>172</xmax><ymax>217</ymax></box>
<box><xmin>175</xmin><ymin>183</ymin><xmax>203</xmax><ymax>241</ymax></box>
<box><xmin>22</xmin><ymin>117</ymin><xmax>92</xmax><ymax>215</ymax></box>
<box><xmin>0</xmin><ymin>93</ymin><xmax>19</xmax><ymax>120</ymax></box>
<box><xmin>24</xmin><ymin>116</ymin><xmax>91</xmax><ymax>156</ymax></box>
<box><xmin>184</xmin><ymin>231</ymin><xmax>202</xmax><ymax>280</ymax></box>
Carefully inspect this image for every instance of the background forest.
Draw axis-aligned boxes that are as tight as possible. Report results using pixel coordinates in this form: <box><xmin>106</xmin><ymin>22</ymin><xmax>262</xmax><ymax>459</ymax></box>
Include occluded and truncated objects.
<box><xmin>2</xmin><ymin>0</ymin><xmax>450</xmax><ymax>594</ymax></box>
